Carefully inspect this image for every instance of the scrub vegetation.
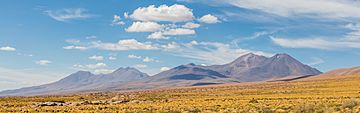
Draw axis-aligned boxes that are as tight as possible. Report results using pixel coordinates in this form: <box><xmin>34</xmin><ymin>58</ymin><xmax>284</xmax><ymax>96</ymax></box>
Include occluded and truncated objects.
<box><xmin>1</xmin><ymin>75</ymin><xmax>360</xmax><ymax>112</ymax></box>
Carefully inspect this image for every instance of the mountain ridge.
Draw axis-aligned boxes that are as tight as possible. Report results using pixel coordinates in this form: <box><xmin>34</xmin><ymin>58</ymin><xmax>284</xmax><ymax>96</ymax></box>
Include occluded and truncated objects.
<box><xmin>206</xmin><ymin>53</ymin><xmax>321</xmax><ymax>82</ymax></box>
<box><xmin>0</xmin><ymin>67</ymin><xmax>149</xmax><ymax>96</ymax></box>
<box><xmin>317</xmin><ymin>66</ymin><xmax>360</xmax><ymax>77</ymax></box>
<box><xmin>0</xmin><ymin>53</ymin><xmax>322</xmax><ymax>96</ymax></box>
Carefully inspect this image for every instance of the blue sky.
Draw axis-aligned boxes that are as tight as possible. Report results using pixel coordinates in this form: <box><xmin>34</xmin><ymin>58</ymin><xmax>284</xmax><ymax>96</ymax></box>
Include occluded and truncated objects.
<box><xmin>1</xmin><ymin>0</ymin><xmax>360</xmax><ymax>91</ymax></box>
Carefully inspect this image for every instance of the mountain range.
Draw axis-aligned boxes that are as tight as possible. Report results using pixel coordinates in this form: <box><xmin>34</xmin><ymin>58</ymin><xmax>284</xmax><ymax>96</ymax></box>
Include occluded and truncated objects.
<box><xmin>0</xmin><ymin>53</ymin><xmax>323</xmax><ymax>96</ymax></box>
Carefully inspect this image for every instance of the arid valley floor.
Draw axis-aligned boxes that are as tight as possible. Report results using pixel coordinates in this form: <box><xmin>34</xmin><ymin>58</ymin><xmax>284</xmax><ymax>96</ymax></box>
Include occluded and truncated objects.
<box><xmin>1</xmin><ymin>75</ymin><xmax>359</xmax><ymax>113</ymax></box>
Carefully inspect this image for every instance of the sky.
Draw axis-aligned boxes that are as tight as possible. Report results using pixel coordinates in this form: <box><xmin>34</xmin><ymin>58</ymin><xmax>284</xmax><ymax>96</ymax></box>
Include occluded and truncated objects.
<box><xmin>1</xmin><ymin>0</ymin><xmax>360</xmax><ymax>91</ymax></box>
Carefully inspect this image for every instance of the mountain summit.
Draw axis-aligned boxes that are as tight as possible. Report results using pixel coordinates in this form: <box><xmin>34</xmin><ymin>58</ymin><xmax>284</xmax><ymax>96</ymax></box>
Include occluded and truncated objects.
<box><xmin>117</xmin><ymin>53</ymin><xmax>322</xmax><ymax>90</ymax></box>
<box><xmin>207</xmin><ymin>53</ymin><xmax>321</xmax><ymax>82</ymax></box>
<box><xmin>0</xmin><ymin>67</ymin><xmax>149</xmax><ymax>96</ymax></box>
<box><xmin>0</xmin><ymin>53</ymin><xmax>322</xmax><ymax>96</ymax></box>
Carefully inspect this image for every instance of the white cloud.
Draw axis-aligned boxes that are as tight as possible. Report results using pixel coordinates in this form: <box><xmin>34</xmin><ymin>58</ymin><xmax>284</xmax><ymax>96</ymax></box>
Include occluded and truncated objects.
<box><xmin>248</xmin><ymin>31</ymin><xmax>276</xmax><ymax>39</ymax></box>
<box><xmin>343</xmin><ymin>23</ymin><xmax>360</xmax><ymax>41</ymax></box>
<box><xmin>165</xmin><ymin>41</ymin><xmax>272</xmax><ymax>64</ymax></box>
<box><xmin>143</xmin><ymin>57</ymin><xmax>158</xmax><ymax>62</ymax></box>
<box><xmin>130</xmin><ymin>4</ymin><xmax>194</xmax><ymax>22</ymax></box>
<box><xmin>162</xmin><ymin>28</ymin><xmax>196</xmax><ymax>35</ymax></box>
<box><xmin>147</xmin><ymin>32</ymin><xmax>169</xmax><ymax>39</ymax></box>
<box><xmin>124</xmin><ymin>12</ymin><xmax>129</xmax><ymax>18</ymax></box>
<box><xmin>184</xmin><ymin>40</ymin><xmax>199</xmax><ymax>47</ymax></box>
<box><xmin>0</xmin><ymin>46</ymin><xmax>16</xmax><ymax>51</ymax></box>
<box><xmin>92</xmin><ymin>39</ymin><xmax>159</xmax><ymax>51</ymax></box>
<box><xmin>73</xmin><ymin>63</ymin><xmax>113</xmax><ymax>74</ymax></box>
<box><xmin>73</xmin><ymin>62</ymin><xmax>107</xmax><ymax>69</ymax></box>
<box><xmin>128</xmin><ymin>54</ymin><xmax>142</xmax><ymax>59</ymax></box>
<box><xmin>108</xmin><ymin>56</ymin><xmax>117</xmax><ymax>60</ymax></box>
<box><xmin>222</xmin><ymin>0</ymin><xmax>360</xmax><ymax>19</ymax></box>
<box><xmin>94</xmin><ymin>69</ymin><xmax>113</xmax><ymax>74</ymax></box>
<box><xmin>147</xmin><ymin>28</ymin><xmax>195</xmax><ymax>39</ymax></box>
<box><xmin>63</xmin><ymin>45</ymin><xmax>88</xmax><ymax>50</ymax></box>
<box><xmin>161</xmin><ymin>42</ymin><xmax>179</xmax><ymax>49</ymax></box>
<box><xmin>125</xmin><ymin>21</ymin><xmax>163</xmax><ymax>32</ymax></box>
<box><xmin>45</xmin><ymin>8</ymin><xmax>92</xmax><ymax>22</ymax></box>
<box><xmin>134</xmin><ymin>64</ymin><xmax>147</xmax><ymax>68</ymax></box>
<box><xmin>88</xmin><ymin>55</ymin><xmax>104</xmax><ymax>61</ymax></box>
<box><xmin>182</xmin><ymin>22</ymin><xmax>200</xmax><ymax>28</ymax></box>
<box><xmin>128</xmin><ymin>55</ymin><xmax>158</xmax><ymax>62</ymax></box>
<box><xmin>111</xmin><ymin>15</ymin><xmax>125</xmax><ymax>25</ymax></box>
<box><xmin>160</xmin><ymin>67</ymin><xmax>171</xmax><ymax>72</ymax></box>
<box><xmin>35</xmin><ymin>60</ymin><xmax>52</xmax><ymax>66</ymax></box>
<box><xmin>271</xmin><ymin>36</ymin><xmax>360</xmax><ymax>50</ymax></box>
<box><xmin>199</xmin><ymin>14</ymin><xmax>220</xmax><ymax>24</ymax></box>
<box><xmin>113</xmin><ymin>15</ymin><xmax>120</xmax><ymax>21</ymax></box>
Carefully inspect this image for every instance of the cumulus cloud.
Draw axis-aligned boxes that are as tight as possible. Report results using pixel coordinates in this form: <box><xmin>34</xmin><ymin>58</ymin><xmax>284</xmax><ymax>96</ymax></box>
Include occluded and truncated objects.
<box><xmin>161</xmin><ymin>42</ymin><xmax>179</xmax><ymax>49</ymax></box>
<box><xmin>147</xmin><ymin>32</ymin><xmax>169</xmax><ymax>39</ymax></box>
<box><xmin>182</xmin><ymin>22</ymin><xmax>200</xmax><ymax>28</ymax></box>
<box><xmin>111</xmin><ymin>15</ymin><xmax>125</xmax><ymax>25</ymax></box>
<box><xmin>0</xmin><ymin>46</ymin><xmax>16</xmax><ymax>51</ymax></box>
<box><xmin>125</xmin><ymin>21</ymin><xmax>163</xmax><ymax>32</ymax></box>
<box><xmin>199</xmin><ymin>14</ymin><xmax>220</xmax><ymax>24</ymax></box>
<box><xmin>184</xmin><ymin>40</ymin><xmax>199</xmax><ymax>47</ymax></box>
<box><xmin>124</xmin><ymin>12</ymin><xmax>129</xmax><ymax>18</ymax></box>
<box><xmin>45</xmin><ymin>8</ymin><xmax>92</xmax><ymax>22</ymax></box>
<box><xmin>160</xmin><ymin>67</ymin><xmax>171</xmax><ymax>72</ymax></box>
<box><xmin>88</xmin><ymin>55</ymin><xmax>104</xmax><ymax>61</ymax></box>
<box><xmin>63</xmin><ymin>45</ymin><xmax>88</xmax><ymax>50</ymax></box>
<box><xmin>35</xmin><ymin>60</ymin><xmax>52</xmax><ymax>66</ymax></box>
<box><xmin>124</xmin><ymin>4</ymin><xmax>205</xmax><ymax>40</ymax></box>
<box><xmin>92</xmin><ymin>39</ymin><xmax>159</xmax><ymax>51</ymax></box>
<box><xmin>130</xmin><ymin>4</ymin><xmax>194</xmax><ymax>22</ymax></box>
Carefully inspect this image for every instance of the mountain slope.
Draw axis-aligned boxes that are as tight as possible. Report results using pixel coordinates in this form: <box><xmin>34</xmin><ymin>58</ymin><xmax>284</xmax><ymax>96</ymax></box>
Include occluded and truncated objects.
<box><xmin>207</xmin><ymin>53</ymin><xmax>268</xmax><ymax>77</ymax></box>
<box><xmin>318</xmin><ymin>66</ymin><xmax>360</xmax><ymax>77</ymax></box>
<box><xmin>130</xmin><ymin>63</ymin><xmax>238</xmax><ymax>88</ymax></box>
<box><xmin>207</xmin><ymin>53</ymin><xmax>321</xmax><ymax>82</ymax></box>
<box><xmin>147</xmin><ymin>63</ymin><xmax>228</xmax><ymax>82</ymax></box>
<box><xmin>0</xmin><ymin>67</ymin><xmax>149</xmax><ymax>96</ymax></box>
<box><xmin>0</xmin><ymin>53</ymin><xmax>322</xmax><ymax>96</ymax></box>
<box><xmin>106</xmin><ymin>53</ymin><xmax>321</xmax><ymax>91</ymax></box>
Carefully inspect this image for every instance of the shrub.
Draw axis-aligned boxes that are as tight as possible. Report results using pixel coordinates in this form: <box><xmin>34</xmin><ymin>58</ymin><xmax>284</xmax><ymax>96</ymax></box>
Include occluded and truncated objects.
<box><xmin>294</xmin><ymin>103</ymin><xmax>315</xmax><ymax>113</ymax></box>
<box><xmin>342</xmin><ymin>99</ymin><xmax>359</xmax><ymax>109</ymax></box>
<box><xmin>249</xmin><ymin>98</ymin><xmax>259</xmax><ymax>103</ymax></box>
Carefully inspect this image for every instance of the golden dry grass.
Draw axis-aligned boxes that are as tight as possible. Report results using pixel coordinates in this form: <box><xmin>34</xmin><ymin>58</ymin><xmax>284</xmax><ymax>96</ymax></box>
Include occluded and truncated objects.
<box><xmin>1</xmin><ymin>75</ymin><xmax>360</xmax><ymax>112</ymax></box>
